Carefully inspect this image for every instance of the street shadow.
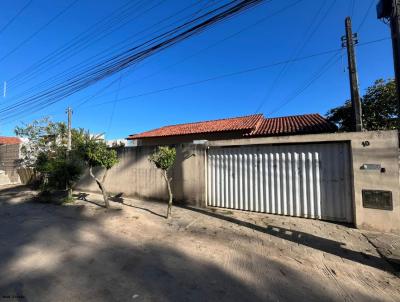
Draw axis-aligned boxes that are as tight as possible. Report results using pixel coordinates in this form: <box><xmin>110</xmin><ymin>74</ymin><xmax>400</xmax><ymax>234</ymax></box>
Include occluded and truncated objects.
<box><xmin>0</xmin><ymin>186</ymin><xmax>391</xmax><ymax>301</ymax></box>
<box><xmin>182</xmin><ymin>206</ymin><xmax>397</xmax><ymax>274</ymax></box>
<box><xmin>122</xmin><ymin>201</ymin><xmax>167</xmax><ymax>219</ymax></box>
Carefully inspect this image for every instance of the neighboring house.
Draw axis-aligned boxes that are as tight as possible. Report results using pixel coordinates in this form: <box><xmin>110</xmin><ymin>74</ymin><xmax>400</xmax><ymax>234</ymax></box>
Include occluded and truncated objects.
<box><xmin>106</xmin><ymin>139</ymin><xmax>128</xmax><ymax>147</ymax></box>
<box><xmin>0</xmin><ymin>136</ymin><xmax>22</xmax><ymax>184</ymax></box>
<box><xmin>127</xmin><ymin>113</ymin><xmax>337</xmax><ymax>145</ymax></box>
<box><xmin>0</xmin><ymin>136</ymin><xmax>21</xmax><ymax>146</ymax></box>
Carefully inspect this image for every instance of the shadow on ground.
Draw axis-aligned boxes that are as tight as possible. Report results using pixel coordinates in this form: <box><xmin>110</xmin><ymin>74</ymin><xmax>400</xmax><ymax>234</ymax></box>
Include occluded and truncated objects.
<box><xmin>0</xmin><ymin>186</ymin><xmax>392</xmax><ymax>301</ymax></box>
<box><xmin>181</xmin><ymin>206</ymin><xmax>397</xmax><ymax>274</ymax></box>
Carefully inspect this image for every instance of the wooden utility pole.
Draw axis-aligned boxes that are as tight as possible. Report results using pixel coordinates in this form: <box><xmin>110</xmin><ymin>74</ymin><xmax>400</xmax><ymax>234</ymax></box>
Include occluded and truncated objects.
<box><xmin>66</xmin><ymin>106</ymin><xmax>73</xmax><ymax>199</ymax></box>
<box><xmin>342</xmin><ymin>17</ymin><xmax>363</xmax><ymax>132</ymax></box>
<box><xmin>387</xmin><ymin>0</ymin><xmax>400</xmax><ymax>121</ymax></box>
<box><xmin>66</xmin><ymin>107</ymin><xmax>72</xmax><ymax>151</ymax></box>
<box><xmin>377</xmin><ymin>0</ymin><xmax>400</xmax><ymax>129</ymax></box>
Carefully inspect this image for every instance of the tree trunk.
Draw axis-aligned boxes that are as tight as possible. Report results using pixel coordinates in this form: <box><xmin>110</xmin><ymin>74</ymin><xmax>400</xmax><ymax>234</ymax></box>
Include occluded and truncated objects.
<box><xmin>89</xmin><ymin>166</ymin><xmax>110</xmax><ymax>208</ymax></box>
<box><xmin>163</xmin><ymin>170</ymin><xmax>173</xmax><ymax>218</ymax></box>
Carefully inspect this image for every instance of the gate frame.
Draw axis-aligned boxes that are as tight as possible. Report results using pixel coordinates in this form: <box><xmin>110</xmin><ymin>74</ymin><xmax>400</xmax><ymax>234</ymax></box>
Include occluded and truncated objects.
<box><xmin>205</xmin><ymin>140</ymin><xmax>356</xmax><ymax>224</ymax></box>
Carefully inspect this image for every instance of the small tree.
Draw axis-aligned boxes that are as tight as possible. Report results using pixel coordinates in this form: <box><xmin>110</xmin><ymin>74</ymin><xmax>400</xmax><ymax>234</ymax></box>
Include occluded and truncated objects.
<box><xmin>15</xmin><ymin>117</ymin><xmax>67</xmax><ymax>167</ymax></box>
<box><xmin>35</xmin><ymin>150</ymin><xmax>84</xmax><ymax>197</ymax></box>
<box><xmin>15</xmin><ymin>118</ymin><xmax>84</xmax><ymax>197</ymax></box>
<box><xmin>149</xmin><ymin>146</ymin><xmax>176</xmax><ymax>218</ymax></box>
<box><xmin>80</xmin><ymin>135</ymin><xmax>118</xmax><ymax>208</ymax></box>
<box><xmin>326</xmin><ymin>79</ymin><xmax>398</xmax><ymax>131</ymax></box>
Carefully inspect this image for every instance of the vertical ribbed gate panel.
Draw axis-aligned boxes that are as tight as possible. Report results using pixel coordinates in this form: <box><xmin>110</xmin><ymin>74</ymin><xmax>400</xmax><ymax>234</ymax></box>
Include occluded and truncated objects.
<box><xmin>207</xmin><ymin>143</ymin><xmax>353</xmax><ymax>223</ymax></box>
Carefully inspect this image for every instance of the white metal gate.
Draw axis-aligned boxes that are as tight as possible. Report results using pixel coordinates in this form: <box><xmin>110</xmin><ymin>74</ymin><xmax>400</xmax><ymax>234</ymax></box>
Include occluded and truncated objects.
<box><xmin>207</xmin><ymin>143</ymin><xmax>353</xmax><ymax>222</ymax></box>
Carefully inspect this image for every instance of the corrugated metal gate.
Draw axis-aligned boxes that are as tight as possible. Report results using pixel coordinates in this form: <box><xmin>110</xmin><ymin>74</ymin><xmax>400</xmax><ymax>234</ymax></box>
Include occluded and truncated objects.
<box><xmin>207</xmin><ymin>143</ymin><xmax>353</xmax><ymax>222</ymax></box>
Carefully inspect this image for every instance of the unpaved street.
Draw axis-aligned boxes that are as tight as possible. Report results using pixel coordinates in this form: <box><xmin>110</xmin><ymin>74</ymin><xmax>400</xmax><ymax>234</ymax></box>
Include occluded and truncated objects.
<box><xmin>0</xmin><ymin>185</ymin><xmax>399</xmax><ymax>302</ymax></box>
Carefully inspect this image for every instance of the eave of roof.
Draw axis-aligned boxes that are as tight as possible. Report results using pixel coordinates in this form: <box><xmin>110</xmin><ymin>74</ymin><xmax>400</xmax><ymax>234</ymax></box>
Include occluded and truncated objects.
<box><xmin>127</xmin><ymin>113</ymin><xmax>336</xmax><ymax>140</ymax></box>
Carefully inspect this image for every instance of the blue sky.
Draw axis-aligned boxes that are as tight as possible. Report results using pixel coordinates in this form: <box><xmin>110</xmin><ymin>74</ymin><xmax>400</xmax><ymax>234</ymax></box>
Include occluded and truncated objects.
<box><xmin>0</xmin><ymin>0</ymin><xmax>393</xmax><ymax>139</ymax></box>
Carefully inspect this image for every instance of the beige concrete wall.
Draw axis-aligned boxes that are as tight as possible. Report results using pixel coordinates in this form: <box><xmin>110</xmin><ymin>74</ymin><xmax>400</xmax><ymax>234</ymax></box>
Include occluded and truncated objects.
<box><xmin>208</xmin><ymin>130</ymin><xmax>400</xmax><ymax>234</ymax></box>
<box><xmin>0</xmin><ymin>144</ymin><xmax>21</xmax><ymax>183</ymax></box>
<box><xmin>77</xmin><ymin>130</ymin><xmax>399</xmax><ymax>233</ymax></box>
<box><xmin>76</xmin><ymin>144</ymin><xmax>206</xmax><ymax>207</ymax></box>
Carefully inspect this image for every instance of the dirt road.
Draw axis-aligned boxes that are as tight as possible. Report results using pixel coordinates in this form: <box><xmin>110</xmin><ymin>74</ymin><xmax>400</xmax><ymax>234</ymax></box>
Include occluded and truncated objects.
<box><xmin>0</xmin><ymin>185</ymin><xmax>399</xmax><ymax>301</ymax></box>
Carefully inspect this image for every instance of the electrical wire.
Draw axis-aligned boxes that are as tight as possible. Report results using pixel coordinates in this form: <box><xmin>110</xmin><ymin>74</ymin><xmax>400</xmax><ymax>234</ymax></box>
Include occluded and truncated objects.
<box><xmin>254</xmin><ymin>0</ymin><xmax>336</xmax><ymax>113</ymax></box>
<box><xmin>0</xmin><ymin>36</ymin><xmax>390</xmax><ymax>124</ymax></box>
<box><xmin>78</xmin><ymin>48</ymin><xmax>343</xmax><ymax>110</ymax></box>
<box><xmin>7</xmin><ymin>0</ymin><xmax>164</xmax><ymax>89</ymax></box>
<box><xmin>75</xmin><ymin>0</ymin><xmax>299</xmax><ymax>108</ymax></box>
<box><xmin>267</xmin><ymin>52</ymin><xmax>341</xmax><ymax>115</ymax></box>
<box><xmin>106</xmin><ymin>74</ymin><xmax>123</xmax><ymax>135</ymax></box>
<box><xmin>356</xmin><ymin>0</ymin><xmax>375</xmax><ymax>32</ymax></box>
<box><xmin>0</xmin><ymin>0</ymin><xmax>265</xmax><ymax>122</ymax></box>
<box><xmin>0</xmin><ymin>0</ymin><xmax>79</xmax><ymax>63</ymax></box>
<box><xmin>7</xmin><ymin>0</ymin><xmax>215</xmax><ymax>100</ymax></box>
<box><xmin>0</xmin><ymin>0</ymin><xmax>33</xmax><ymax>35</ymax></box>
<box><xmin>78</xmin><ymin>37</ymin><xmax>388</xmax><ymax>112</ymax></box>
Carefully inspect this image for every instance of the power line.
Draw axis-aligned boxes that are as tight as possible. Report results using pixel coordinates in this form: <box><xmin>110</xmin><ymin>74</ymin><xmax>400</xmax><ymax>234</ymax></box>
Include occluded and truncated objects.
<box><xmin>106</xmin><ymin>74</ymin><xmax>123</xmax><ymax>135</ymax></box>
<box><xmin>0</xmin><ymin>36</ymin><xmax>390</xmax><ymax>124</ymax></box>
<box><xmin>7</xmin><ymin>0</ymin><xmax>163</xmax><ymax>88</ymax></box>
<box><xmin>78</xmin><ymin>37</ymin><xmax>389</xmax><ymax>111</ymax></box>
<box><xmin>0</xmin><ymin>0</ymin><xmax>79</xmax><ymax>63</ymax></box>
<box><xmin>0</xmin><ymin>0</ymin><xmax>265</xmax><ymax>122</ymax></box>
<box><xmin>7</xmin><ymin>0</ymin><xmax>215</xmax><ymax>100</ymax></box>
<box><xmin>254</xmin><ymin>0</ymin><xmax>336</xmax><ymax>113</ymax></box>
<box><xmin>267</xmin><ymin>53</ymin><xmax>341</xmax><ymax>115</ymax></box>
<box><xmin>79</xmin><ymin>49</ymin><xmax>343</xmax><ymax>109</ymax></box>
<box><xmin>0</xmin><ymin>0</ymin><xmax>33</xmax><ymax>35</ymax></box>
<box><xmin>356</xmin><ymin>0</ymin><xmax>375</xmax><ymax>32</ymax></box>
<box><xmin>76</xmin><ymin>0</ymin><xmax>301</xmax><ymax>108</ymax></box>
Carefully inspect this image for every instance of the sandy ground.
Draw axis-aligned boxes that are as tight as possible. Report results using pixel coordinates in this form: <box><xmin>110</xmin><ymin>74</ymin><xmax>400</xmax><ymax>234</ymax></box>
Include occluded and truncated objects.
<box><xmin>0</xmin><ymin>185</ymin><xmax>399</xmax><ymax>302</ymax></box>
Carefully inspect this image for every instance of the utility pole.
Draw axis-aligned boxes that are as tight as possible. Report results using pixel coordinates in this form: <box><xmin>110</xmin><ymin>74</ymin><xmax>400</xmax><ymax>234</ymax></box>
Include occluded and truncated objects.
<box><xmin>66</xmin><ymin>107</ymin><xmax>72</xmax><ymax>151</ymax></box>
<box><xmin>377</xmin><ymin>0</ymin><xmax>400</xmax><ymax>123</ymax></box>
<box><xmin>65</xmin><ymin>106</ymin><xmax>73</xmax><ymax>199</ymax></box>
<box><xmin>341</xmin><ymin>17</ymin><xmax>363</xmax><ymax>132</ymax></box>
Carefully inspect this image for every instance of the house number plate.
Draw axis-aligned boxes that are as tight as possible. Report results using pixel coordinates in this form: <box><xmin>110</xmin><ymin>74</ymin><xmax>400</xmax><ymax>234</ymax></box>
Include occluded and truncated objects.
<box><xmin>362</xmin><ymin>190</ymin><xmax>393</xmax><ymax>211</ymax></box>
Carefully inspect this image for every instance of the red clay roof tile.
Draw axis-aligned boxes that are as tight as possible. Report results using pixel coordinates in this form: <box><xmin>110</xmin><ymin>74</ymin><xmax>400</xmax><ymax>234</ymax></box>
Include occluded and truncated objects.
<box><xmin>249</xmin><ymin>113</ymin><xmax>337</xmax><ymax>136</ymax></box>
<box><xmin>0</xmin><ymin>136</ymin><xmax>21</xmax><ymax>145</ymax></box>
<box><xmin>128</xmin><ymin>114</ymin><xmax>263</xmax><ymax>139</ymax></box>
<box><xmin>127</xmin><ymin>113</ymin><xmax>336</xmax><ymax>140</ymax></box>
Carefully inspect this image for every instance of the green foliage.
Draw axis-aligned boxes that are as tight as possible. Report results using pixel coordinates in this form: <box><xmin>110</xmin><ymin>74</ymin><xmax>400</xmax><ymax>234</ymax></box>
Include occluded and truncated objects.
<box><xmin>79</xmin><ymin>135</ymin><xmax>118</xmax><ymax>169</ymax></box>
<box><xmin>149</xmin><ymin>146</ymin><xmax>176</xmax><ymax>171</ymax></box>
<box><xmin>15</xmin><ymin>117</ymin><xmax>87</xmax><ymax>166</ymax></box>
<box><xmin>35</xmin><ymin>150</ymin><xmax>84</xmax><ymax>191</ymax></box>
<box><xmin>326</xmin><ymin>79</ymin><xmax>399</xmax><ymax>131</ymax></box>
<box><xmin>15</xmin><ymin>117</ymin><xmax>89</xmax><ymax>192</ymax></box>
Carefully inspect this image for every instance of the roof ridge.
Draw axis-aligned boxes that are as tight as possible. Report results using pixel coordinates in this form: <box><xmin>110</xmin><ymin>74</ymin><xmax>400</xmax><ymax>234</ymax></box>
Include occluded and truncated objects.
<box><xmin>159</xmin><ymin>113</ymin><xmax>264</xmax><ymax>128</ymax></box>
<box><xmin>265</xmin><ymin>113</ymin><xmax>322</xmax><ymax>120</ymax></box>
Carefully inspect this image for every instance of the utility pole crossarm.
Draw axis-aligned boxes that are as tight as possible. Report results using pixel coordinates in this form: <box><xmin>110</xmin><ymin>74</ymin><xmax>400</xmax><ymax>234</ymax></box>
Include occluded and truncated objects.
<box><xmin>342</xmin><ymin>17</ymin><xmax>363</xmax><ymax>132</ymax></box>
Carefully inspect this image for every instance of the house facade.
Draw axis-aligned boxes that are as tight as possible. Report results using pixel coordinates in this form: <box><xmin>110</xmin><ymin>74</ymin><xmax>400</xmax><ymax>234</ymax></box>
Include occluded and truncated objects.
<box><xmin>75</xmin><ymin>114</ymin><xmax>399</xmax><ymax>234</ymax></box>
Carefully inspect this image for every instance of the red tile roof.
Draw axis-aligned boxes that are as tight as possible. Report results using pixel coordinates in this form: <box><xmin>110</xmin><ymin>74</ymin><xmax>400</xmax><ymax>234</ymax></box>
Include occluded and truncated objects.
<box><xmin>249</xmin><ymin>113</ymin><xmax>337</xmax><ymax>137</ymax></box>
<box><xmin>127</xmin><ymin>113</ymin><xmax>336</xmax><ymax>140</ymax></box>
<box><xmin>128</xmin><ymin>114</ymin><xmax>263</xmax><ymax>139</ymax></box>
<box><xmin>0</xmin><ymin>136</ymin><xmax>21</xmax><ymax>145</ymax></box>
